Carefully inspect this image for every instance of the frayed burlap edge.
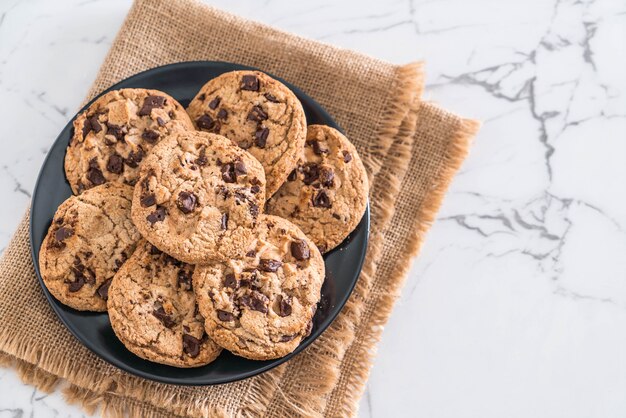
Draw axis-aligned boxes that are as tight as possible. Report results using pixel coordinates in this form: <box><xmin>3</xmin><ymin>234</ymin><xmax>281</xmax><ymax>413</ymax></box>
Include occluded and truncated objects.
<box><xmin>325</xmin><ymin>108</ymin><xmax>481</xmax><ymax>417</ymax></box>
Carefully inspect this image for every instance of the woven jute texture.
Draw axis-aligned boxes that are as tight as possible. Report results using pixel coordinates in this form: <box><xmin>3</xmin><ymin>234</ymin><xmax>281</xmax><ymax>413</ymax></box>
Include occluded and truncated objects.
<box><xmin>0</xmin><ymin>0</ymin><xmax>480</xmax><ymax>416</ymax></box>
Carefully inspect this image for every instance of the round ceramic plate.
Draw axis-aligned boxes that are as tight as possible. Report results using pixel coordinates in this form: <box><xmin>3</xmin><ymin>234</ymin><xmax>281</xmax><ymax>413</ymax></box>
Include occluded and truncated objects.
<box><xmin>29</xmin><ymin>61</ymin><xmax>369</xmax><ymax>385</ymax></box>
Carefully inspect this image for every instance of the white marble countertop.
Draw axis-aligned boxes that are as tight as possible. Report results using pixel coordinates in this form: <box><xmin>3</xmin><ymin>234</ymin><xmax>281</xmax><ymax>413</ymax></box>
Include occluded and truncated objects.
<box><xmin>1</xmin><ymin>0</ymin><xmax>625</xmax><ymax>416</ymax></box>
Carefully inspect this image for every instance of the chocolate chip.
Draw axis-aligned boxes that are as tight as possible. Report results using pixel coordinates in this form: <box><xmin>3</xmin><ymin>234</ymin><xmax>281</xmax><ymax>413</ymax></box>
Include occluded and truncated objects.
<box><xmin>251</xmin><ymin>185</ymin><xmax>260</xmax><ymax>194</ymax></box>
<box><xmin>290</xmin><ymin>239</ymin><xmax>310</xmax><ymax>261</ymax></box>
<box><xmin>86</xmin><ymin>268</ymin><xmax>96</xmax><ymax>285</ymax></box>
<box><xmin>88</xmin><ymin>115</ymin><xmax>102</xmax><ymax>133</ymax></box>
<box><xmin>221</xmin><ymin>213</ymin><xmax>229</xmax><ymax>230</ymax></box>
<box><xmin>152</xmin><ymin>306</ymin><xmax>175</xmax><ymax>328</ymax></box>
<box><xmin>307</xmin><ymin>139</ymin><xmax>328</xmax><ymax>155</ymax></box>
<box><xmin>113</xmin><ymin>258</ymin><xmax>123</xmax><ymax>271</ymax></box>
<box><xmin>255</xmin><ymin>126</ymin><xmax>269</xmax><ymax>148</ymax></box>
<box><xmin>302</xmin><ymin>163</ymin><xmax>319</xmax><ymax>185</ymax></box>
<box><xmin>241</xmin><ymin>291</ymin><xmax>269</xmax><ymax>313</ymax></box>
<box><xmin>178</xmin><ymin>269</ymin><xmax>192</xmax><ymax>290</ymax></box>
<box><xmin>234</xmin><ymin>160</ymin><xmax>247</xmax><ymax>176</ymax></box>
<box><xmin>84</xmin><ymin>114</ymin><xmax>104</xmax><ymax>141</ymax></box>
<box><xmin>208</xmin><ymin>97</ymin><xmax>220</xmax><ymax>110</ymax></box>
<box><xmin>97</xmin><ymin>279</ymin><xmax>112</xmax><ymax>300</ymax></box>
<box><xmin>70</xmin><ymin>259</ymin><xmax>92</xmax><ymax>287</ymax></box>
<box><xmin>196</xmin><ymin>114</ymin><xmax>220</xmax><ymax>133</ymax></box>
<box><xmin>112</xmin><ymin>255</ymin><xmax>125</xmax><ymax>272</ymax></box>
<box><xmin>125</xmin><ymin>147</ymin><xmax>144</xmax><ymax>168</ymax></box>
<box><xmin>156</xmin><ymin>116</ymin><xmax>166</xmax><ymax>127</ymax></box>
<box><xmin>195</xmin><ymin>147</ymin><xmax>208</xmax><ymax>166</ymax></box>
<box><xmin>147</xmin><ymin>206</ymin><xmax>167</xmax><ymax>224</ymax></box>
<box><xmin>234</xmin><ymin>190</ymin><xmax>248</xmax><ymax>204</ymax></box>
<box><xmin>81</xmin><ymin>118</ymin><xmax>92</xmax><ymax>139</ymax></box>
<box><xmin>221</xmin><ymin>163</ymin><xmax>236</xmax><ymax>183</ymax></box>
<box><xmin>259</xmin><ymin>259</ymin><xmax>282</xmax><ymax>272</ymax></box>
<box><xmin>106</xmin><ymin>123</ymin><xmax>125</xmax><ymax>141</ymax></box>
<box><xmin>71</xmin><ymin>259</ymin><xmax>85</xmax><ymax>275</ymax></box>
<box><xmin>217</xmin><ymin>310</ymin><xmax>234</xmax><ymax>322</ymax></box>
<box><xmin>247</xmin><ymin>105</ymin><xmax>268</xmax><ymax>122</ymax></box>
<box><xmin>312</xmin><ymin>189</ymin><xmax>332</xmax><ymax>208</ymax></box>
<box><xmin>287</xmin><ymin>170</ymin><xmax>297</xmax><ymax>181</ymax></box>
<box><xmin>87</xmin><ymin>159</ymin><xmax>106</xmax><ymax>186</ymax></box>
<box><xmin>141</xmin><ymin>129</ymin><xmax>160</xmax><ymax>144</ymax></box>
<box><xmin>319</xmin><ymin>166</ymin><xmax>335</xmax><ymax>187</ymax></box>
<box><xmin>140</xmin><ymin>193</ymin><xmax>156</xmax><ymax>207</ymax></box>
<box><xmin>68</xmin><ymin>276</ymin><xmax>85</xmax><ymax>292</ymax></box>
<box><xmin>106</xmin><ymin>153</ymin><xmax>124</xmax><ymax>174</ymax></box>
<box><xmin>277</xmin><ymin>295</ymin><xmax>292</xmax><ymax>317</ymax></box>
<box><xmin>138</xmin><ymin>95</ymin><xmax>166</xmax><ymax>116</ymax></box>
<box><xmin>224</xmin><ymin>273</ymin><xmax>237</xmax><ymax>289</ymax></box>
<box><xmin>216</xmin><ymin>108</ymin><xmax>228</xmax><ymax>120</ymax></box>
<box><xmin>239</xmin><ymin>269</ymin><xmax>259</xmax><ymax>289</ymax></box>
<box><xmin>217</xmin><ymin>185</ymin><xmax>231</xmax><ymax>199</ymax></box>
<box><xmin>55</xmin><ymin>226</ymin><xmax>73</xmax><ymax>242</ymax></box>
<box><xmin>246</xmin><ymin>250</ymin><xmax>256</xmax><ymax>258</ymax></box>
<box><xmin>182</xmin><ymin>334</ymin><xmax>201</xmax><ymax>357</ymax></box>
<box><xmin>264</xmin><ymin>93</ymin><xmax>279</xmax><ymax>103</ymax></box>
<box><xmin>197</xmin><ymin>93</ymin><xmax>206</xmax><ymax>101</ymax></box>
<box><xmin>332</xmin><ymin>213</ymin><xmax>341</xmax><ymax>220</ymax></box>
<box><xmin>176</xmin><ymin>191</ymin><xmax>197</xmax><ymax>214</ymax></box>
<box><xmin>342</xmin><ymin>150</ymin><xmax>352</xmax><ymax>163</ymax></box>
<box><xmin>249</xmin><ymin>203</ymin><xmax>259</xmax><ymax>218</ymax></box>
<box><xmin>280</xmin><ymin>334</ymin><xmax>296</xmax><ymax>342</ymax></box>
<box><xmin>241</xmin><ymin>75</ymin><xmax>259</xmax><ymax>91</ymax></box>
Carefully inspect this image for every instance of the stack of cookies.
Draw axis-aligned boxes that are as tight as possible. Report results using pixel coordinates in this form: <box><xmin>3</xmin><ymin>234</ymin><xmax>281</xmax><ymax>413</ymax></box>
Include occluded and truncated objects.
<box><xmin>39</xmin><ymin>70</ymin><xmax>369</xmax><ymax>367</ymax></box>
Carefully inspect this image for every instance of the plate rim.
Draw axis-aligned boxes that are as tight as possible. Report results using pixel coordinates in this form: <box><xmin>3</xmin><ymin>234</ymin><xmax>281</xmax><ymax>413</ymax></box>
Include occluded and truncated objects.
<box><xmin>29</xmin><ymin>60</ymin><xmax>370</xmax><ymax>386</ymax></box>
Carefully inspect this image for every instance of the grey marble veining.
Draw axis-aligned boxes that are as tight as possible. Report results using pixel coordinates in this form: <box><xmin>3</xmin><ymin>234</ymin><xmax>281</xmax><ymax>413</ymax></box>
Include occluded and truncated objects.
<box><xmin>0</xmin><ymin>0</ymin><xmax>625</xmax><ymax>417</ymax></box>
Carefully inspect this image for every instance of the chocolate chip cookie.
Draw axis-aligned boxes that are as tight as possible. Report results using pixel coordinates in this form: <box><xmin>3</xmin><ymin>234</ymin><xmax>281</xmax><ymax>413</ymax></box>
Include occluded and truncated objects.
<box><xmin>107</xmin><ymin>240</ymin><xmax>222</xmax><ymax>367</ymax></box>
<box><xmin>193</xmin><ymin>215</ymin><xmax>325</xmax><ymax>360</ymax></box>
<box><xmin>266</xmin><ymin>125</ymin><xmax>369</xmax><ymax>253</ymax></box>
<box><xmin>65</xmin><ymin>88</ymin><xmax>193</xmax><ymax>194</ymax></box>
<box><xmin>38</xmin><ymin>183</ymin><xmax>141</xmax><ymax>311</ymax></box>
<box><xmin>131</xmin><ymin>130</ymin><xmax>266</xmax><ymax>264</ymax></box>
<box><xmin>186</xmin><ymin>71</ymin><xmax>306</xmax><ymax>197</ymax></box>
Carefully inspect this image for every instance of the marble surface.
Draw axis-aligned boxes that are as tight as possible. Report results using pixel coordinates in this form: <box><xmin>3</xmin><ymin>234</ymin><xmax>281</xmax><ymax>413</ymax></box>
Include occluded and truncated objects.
<box><xmin>1</xmin><ymin>0</ymin><xmax>625</xmax><ymax>416</ymax></box>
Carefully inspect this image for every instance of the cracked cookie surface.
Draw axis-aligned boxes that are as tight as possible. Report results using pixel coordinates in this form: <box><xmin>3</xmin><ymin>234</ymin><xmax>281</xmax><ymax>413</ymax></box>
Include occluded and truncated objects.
<box><xmin>193</xmin><ymin>215</ymin><xmax>324</xmax><ymax>360</ymax></box>
<box><xmin>107</xmin><ymin>240</ymin><xmax>222</xmax><ymax>367</ymax></box>
<box><xmin>186</xmin><ymin>71</ymin><xmax>306</xmax><ymax>197</ymax></box>
<box><xmin>65</xmin><ymin>88</ymin><xmax>193</xmax><ymax>194</ymax></box>
<box><xmin>38</xmin><ymin>183</ymin><xmax>141</xmax><ymax>311</ymax></box>
<box><xmin>266</xmin><ymin>125</ymin><xmax>369</xmax><ymax>253</ymax></box>
<box><xmin>131</xmin><ymin>130</ymin><xmax>266</xmax><ymax>264</ymax></box>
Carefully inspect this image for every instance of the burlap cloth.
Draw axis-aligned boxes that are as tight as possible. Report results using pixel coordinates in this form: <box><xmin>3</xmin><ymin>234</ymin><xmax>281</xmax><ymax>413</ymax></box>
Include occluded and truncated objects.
<box><xmin>0</xmin><ymin>0</ymin><xmax>479</xmax><ymax>416</ymax></box>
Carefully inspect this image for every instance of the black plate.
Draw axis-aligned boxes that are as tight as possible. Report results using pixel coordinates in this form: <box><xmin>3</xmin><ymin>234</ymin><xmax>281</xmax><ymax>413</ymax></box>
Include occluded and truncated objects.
<box><xmin>29</xmin><ymin>61</ymin><xmax>369</xmax><ymax>386</ymax></box>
